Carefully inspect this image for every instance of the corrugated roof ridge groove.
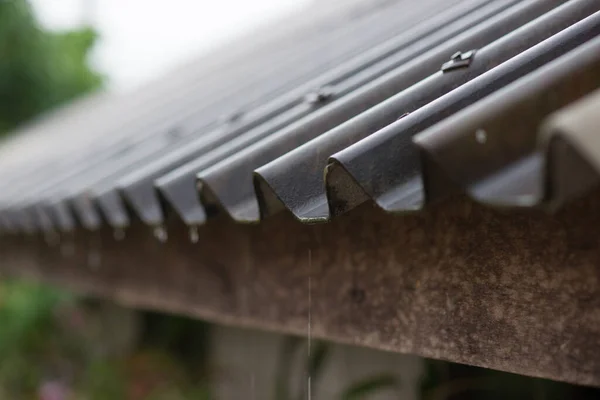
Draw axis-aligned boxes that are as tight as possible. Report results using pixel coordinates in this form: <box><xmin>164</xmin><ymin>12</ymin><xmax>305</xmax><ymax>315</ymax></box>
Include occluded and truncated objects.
<box><xmin>193</xmin><ymin>0</ymin><xmax>563</xmax><ymax>225</ymax></box>
<box><xmin>413</xmin><ymin>34</ymin><xmax>600</xmax><ymax>209</ymax></box>
<box><xmin>254</xmin><ymin>0</ymin><xmax>599</xmax><ymax>223</ymax></box>
<box><xmin>151</xmin><ymin>0</ymin><xmax>515</xmax><ymax>227</ymax></box>
<box><xmin>2</xmin><ymin>0</ymin><xmax>440</xmax><ymax>233</ymax></box>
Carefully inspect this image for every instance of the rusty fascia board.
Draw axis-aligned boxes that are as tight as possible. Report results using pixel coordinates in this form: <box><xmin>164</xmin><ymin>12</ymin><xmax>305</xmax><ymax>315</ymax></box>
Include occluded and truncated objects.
<box><xmin>1</xmin><ymin>191</ymin><xmax>600</xmax><ymax>387</ymax></box>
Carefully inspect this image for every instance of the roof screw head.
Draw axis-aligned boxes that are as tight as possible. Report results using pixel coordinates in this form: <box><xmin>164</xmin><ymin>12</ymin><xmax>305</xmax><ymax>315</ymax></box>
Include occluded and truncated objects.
<box><xmin>441</xmin><ymin>49</ymin><xmax>477</xmax><ymax>73</ymax></box>
<box><xmin>305</xmin><ymin>85</ymin><xmax>335</xmax><ymax>105</ymax></box>
<box><xmin>451</xmin><ymin>51</ymin><xmax>462</xmax><ymax>60</ymax></box>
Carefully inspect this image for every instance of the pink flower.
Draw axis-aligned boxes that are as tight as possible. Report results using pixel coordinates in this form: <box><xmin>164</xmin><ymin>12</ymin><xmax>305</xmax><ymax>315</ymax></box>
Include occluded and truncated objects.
<box><xmin>39</xmin><ymin>381</ymin><xmax>69</xmax><ymax>400</ymax></box>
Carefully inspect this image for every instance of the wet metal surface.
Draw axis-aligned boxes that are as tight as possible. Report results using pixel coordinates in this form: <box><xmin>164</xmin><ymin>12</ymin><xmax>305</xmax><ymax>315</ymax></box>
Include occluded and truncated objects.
<box><xmin>0</xmin><ymin>0</ymin><xmax>598</xmax><ymax>234</ymax></box>
<box><xmin>256</xmin><ymin>4</ymin><xmax>600</xmax><ymax>222</ymax></box>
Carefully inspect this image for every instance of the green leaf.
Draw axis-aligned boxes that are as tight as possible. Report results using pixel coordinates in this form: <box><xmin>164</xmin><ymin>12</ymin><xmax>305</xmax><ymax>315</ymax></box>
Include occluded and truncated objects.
<box><xmin>0</xmin><ymin>0</ymin><xmax>103</xmax><ymax>135</ymax></box>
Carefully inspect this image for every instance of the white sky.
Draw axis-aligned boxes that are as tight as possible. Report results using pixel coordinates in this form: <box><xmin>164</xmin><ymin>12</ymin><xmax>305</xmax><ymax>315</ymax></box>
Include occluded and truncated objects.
<box><xmin>29</xmin><ymin>0</ymin><xmax>310</xmax><ymax>91</ymax></box>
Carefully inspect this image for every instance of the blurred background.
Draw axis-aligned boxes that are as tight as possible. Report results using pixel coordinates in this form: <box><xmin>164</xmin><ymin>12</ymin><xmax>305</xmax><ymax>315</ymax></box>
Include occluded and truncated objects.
<box><xmin>1</xmin><ymin>1</ymin><xmax>600</xmax><ymax>399</ymax></box>
<box><xmin>30</xmin><ymin>0</ymin><xmax>309</xmax><ymax>91</ymax></box>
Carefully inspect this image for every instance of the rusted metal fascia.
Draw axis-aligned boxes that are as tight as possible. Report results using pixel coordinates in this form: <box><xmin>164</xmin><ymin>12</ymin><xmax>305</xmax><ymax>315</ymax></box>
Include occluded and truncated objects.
<box><xmin>1</xmin><ymin>192</ymin><xmax>600</xmax><ymax>387</ymax></box>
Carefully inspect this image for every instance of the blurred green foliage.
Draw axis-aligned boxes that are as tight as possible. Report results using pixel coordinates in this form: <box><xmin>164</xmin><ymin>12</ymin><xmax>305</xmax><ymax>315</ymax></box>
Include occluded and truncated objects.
<box><xmin>0</xmin><ymin>280</ymin><xmax>212</xmax><ymax>399</ymax></box>
<box><xmin>0</xmin><ymin>0</ymin><xmax>102</xmax><ymax>133</ymax></box>
<box><xmin>0</xmin><ymin>280</ymin><xmax>70</xmax><ymax>396</ymax></box>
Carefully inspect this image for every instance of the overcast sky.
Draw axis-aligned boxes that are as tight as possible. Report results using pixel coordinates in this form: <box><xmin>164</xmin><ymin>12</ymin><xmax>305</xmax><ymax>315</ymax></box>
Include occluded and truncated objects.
<box><xmin>30</xmin><ymin>0</ymin><xmax>309</xmax><ymax>91</ymax></box>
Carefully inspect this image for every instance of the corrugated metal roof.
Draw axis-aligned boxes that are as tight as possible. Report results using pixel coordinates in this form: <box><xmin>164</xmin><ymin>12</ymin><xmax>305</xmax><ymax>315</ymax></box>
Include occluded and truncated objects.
<box><xmin>0</xmin><ymin>0</ymin><xmax>599</xmax><ymax>238</ymax></box>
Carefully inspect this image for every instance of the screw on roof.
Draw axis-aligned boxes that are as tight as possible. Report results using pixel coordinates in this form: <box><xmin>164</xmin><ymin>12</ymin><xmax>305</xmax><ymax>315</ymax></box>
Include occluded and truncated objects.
<box><xmin>304</xmin><ymin>85</ymin><xmax>335</xmax><ymax>105</ymax></box>
<box><xmin>441</xmin><ymin>49</ymin><xmax>477</xmax><ymax>73</ymax></box>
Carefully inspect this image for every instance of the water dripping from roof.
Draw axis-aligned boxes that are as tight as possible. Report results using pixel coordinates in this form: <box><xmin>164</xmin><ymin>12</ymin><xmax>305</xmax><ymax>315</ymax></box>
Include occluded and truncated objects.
<box><xmin>475</xmin><ymin>129</ymin><xmax>488</xmax><ymax>144</ymax></box>
<box><xmin>153</xmin><ymin>225</ymin><xmax>168</xmax><ymax>243</ymax></box>
<box><xmin>189</xmin><ymin>225</ymin><xmax>199</xmax><ymax>244</ymax></box>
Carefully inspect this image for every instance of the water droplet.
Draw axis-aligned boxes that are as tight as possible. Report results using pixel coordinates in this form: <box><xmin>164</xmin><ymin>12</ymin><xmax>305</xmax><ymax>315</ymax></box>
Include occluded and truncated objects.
<box><xmin>189</xmin><ymin>226</ymin><xmax>199</xmax><ymax>243</ymax></box>
<box><xmin>113</xmin><ymin>227</ymin><xmax>125</xmax><ymax>241</ymax></box>
<box><xmin>475</xmin><ymin>129</ymin><xmax>487</xmax><ymax>144</ymax></box>
<box><xmin>153</xmin><ymin>226</ymin><xmax>168</xmax><ymax>243</ymax></box>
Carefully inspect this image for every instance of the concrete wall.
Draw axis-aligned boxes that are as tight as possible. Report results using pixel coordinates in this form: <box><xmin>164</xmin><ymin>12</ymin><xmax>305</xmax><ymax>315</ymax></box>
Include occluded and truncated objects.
<box><xmin>210</xmin><ymin>325</ymin><xmax>423</xmax><ymax>400</ymax></box>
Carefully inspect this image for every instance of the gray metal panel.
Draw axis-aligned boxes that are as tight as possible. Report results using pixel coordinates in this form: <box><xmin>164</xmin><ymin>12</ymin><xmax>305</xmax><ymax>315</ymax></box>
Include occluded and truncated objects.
<box><xmin>542</xmin><ymin>87</ymin><xmax>600</xmax><ymax>176</ymax></box>
<box><xmin>0</xmin><ymin>0</ymin><xmax>599</xmax><ymax>237</ymax></box>
<box><xmin>7</xmin><ymin>0</ymin><xmax>460</xmax><ymax>232</ymax></box>
<box><xmin>115</xmin><ymin>0</ymin><xmax>499</xmax><ymax>228</ymax></box>
<box><xmin>412</xmin><ymin>35</ymin><xmax>600</xmax><ymax>207</ymax></box>
<box><xmin>152</xmin><ymin>0</ymin><xmax>566</xmax><ymax>227</ymax></box>
<box><xmin>324</xmin><ymin>9</ymin><xmax>600</xmax><ymax>217</ymax></box>
<box><xmin>537</xmin><ymin>88</ymin><xmax>600</xmax><ymax>207</ymax></box>
<box><xmin>155</xmin><ymin>0</ymin><xmax>524</xmax><ymax>226</ymax></box>
<box><xmin>254</xmin><ymin>1</ymin><xmax>600</xmax><ymax>222</ymax></box>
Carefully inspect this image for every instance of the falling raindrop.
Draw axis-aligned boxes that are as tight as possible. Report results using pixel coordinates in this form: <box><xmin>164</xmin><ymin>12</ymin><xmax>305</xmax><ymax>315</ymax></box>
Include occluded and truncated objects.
<box><xmin>113</xmin><ymin>227</ymin><xmax>125</xmax><ymax>241</ymax></box>
<box><xmin>189</xmin><ymin>225</ymin><xmax>199</xmax><ymax>243</ymax></box>
<box><xmin>153</xmin><ymin>226</ymin><xmax>168</xmax><ymax>243</ymax></box>
<box><xmin>475</xmin><ymin>128</ymin><xmax>487</xmax><ymax>144</ymax></box>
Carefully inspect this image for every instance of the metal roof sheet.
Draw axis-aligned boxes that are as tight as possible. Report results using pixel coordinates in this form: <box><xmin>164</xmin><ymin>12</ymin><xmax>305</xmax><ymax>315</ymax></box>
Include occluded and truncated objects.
<box><xmin>0</xmin><ymin>0</ymin><xmax>599</xmax><ymax>238</ymax></box>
